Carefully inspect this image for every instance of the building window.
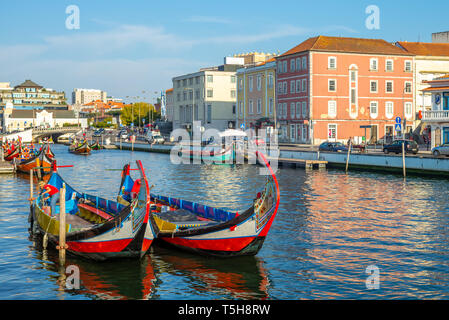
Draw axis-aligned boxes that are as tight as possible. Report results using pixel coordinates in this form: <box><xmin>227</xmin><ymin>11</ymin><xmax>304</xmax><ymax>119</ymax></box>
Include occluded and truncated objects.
<box><xmin>385</xmin><ymin>59</ymin><xmax>394</xmax><ymax>72</ymax></box>
<box><xmin>207</xmin><ymin>89</ymin><xmax>213</xmax><ymax>98</ymax></box>
<box><xmin>385</xmin><ymin>101</ymin><xmax>394</xmax><ymax>119</ymax></box>
<box><xmin>290</xmin><ymin>81</ymin><xmax>295</xmax><ymax>94</ymax></box>
<box><xmin>328</xmin><ymin>79</ymin><xmax>336</xmax><ymax>92</ymax></box>
<box><xmin>257</xmin><ymin>99</ymin><xmax>262</xmax><ymax>114</ymax></box>
<box><xmin>328</xmin><ymin>57</ymin><xmax>337</xmax><ymax>69</ymax></box>
<box><xmin>268</xmin><ymin>73</ymin><xmax>273</xmax><ymax>88</ymax></box>
<box><xmin>249</xmin><ymin>100</ymin><xmax>253</xmax><ymax>114</ymax></box>
<box><xmin>405</xmin><ymin>102</ymin><xmax>412</xmax><ymax>118</ymax></box>
<box><xmin>302</xmin><ymin>79</ymin><xmax>307</xmax><ymax>92</ymax></box>
<box><xmin>288</xmin><ymin>102</ymin><xmax>294</xmax><ymax>119</ymax></box>
<box><xmin>283</xmin><ymin>82</ymin><xmax>287</xmax><ymax>94</ymax></box>
<box><xmin>370</xmin><ymin>58</ymin><xmax>378</xmax><ymax>71</ymax></box>
<box><xmin>328</xmin><ymin>100</ymin><xmax>337</xmax><ymax>117</ymax></box>
<box><xmin>296</xmin><ymin>102</ymin><xmax>301</xmax><ymax>118</ymax></box>
<box><xmin>283</xmin><ymin>61</ymin><xmax>287</xmax><ymax>74</ymax></box>
<box><xmin>302</xmin><ymin>57</ymin><xmax>307</xmax><ymax>70</ymax></box>
<box><xmin>284</xmin><ymin>103</ymin><xmax>288</xmax><ymax>119</ymax></box>
<box><xmin>290</xmin><ymin>124</ymin><xmax>296</xmax><ymax>141</ymax></box>
<box><xmin>296</xmin><ymin>58</ymin><xmax>301</xmax><ymax>71</ymax></box>
<box><xmin>257</xmin><ymin>75</ymin><xmax>262</xmax><ymax>91</ymax></box>
<box><xmin>278</xmin><ymin>83</ymin><xmax>283</xmax><ymax>94</ymax></box>
<box><xmin>351</xmin><ymin>88</ymin><xmax>357</xmax><ymax>105</ymax></box>
<box><xmin>207</xmin><ymin>75</ymin><xmax>213</xmax><ymax>83</ymax></box>
<box><xmin>328</xmin><ymin>124</ymin><xmax>337</xmax><ymax>140</ymax></box>
<box><xmin>290</xmin><ymin>59</ymin><xmax>295</xmax><ymax>72</ymax></box>
<box><xmin>370</xmin><ymin>80</ymin><xmax>378</xmax><ymax>93</ymax></box>
<box><xmin>238</xmin><ymin>78</ymin><xmax>243</xmax><ymax>91</ymax></box>
<box><xmin>249</xmin><ymin>76</ymin><xmax>253</xmax><ymax>92</ymax></box>
<box><xmin>239</xmin><ymin>101</ymin><xmax>243</xmax><ymax>116</ymax></box>
<box><xmin>231</xmin><ymin>90</ymin><xmax>236</xmax><ymax>99</ymax></box>
<box><xmin>302</xmin><ymin>101</ymin><xmax>307</xmax><ymax>118</ymax></box>
<box><xmin>277</xmin><ymin>61</ymin><xmax>282</xmax><ymax>73</ymax></box>
<box><xmin>405</xmin><ymin>60</ymin><xmax>412</xmax><ymax>72</ymax></box>
<box><xmin>231</xmin><ymin>75</ymin><xmax>236</xmax><ymax>83</ymax></box>
<box><xmin>386</xmin><ymin>81</ymin><xmax>394</xmax><ymax>93</ymax></box>
<box><xmin>296</xmin><ymin>80</ymin><xmax>301</xmax><ymax>93</ymax></box>
<box><xmin>404</xmin><ymin>81</ymin><xmax>412</xmax><ymax>94</ymax></box>
<box><xmin>350</xmin><ymin>70</ymin><xmax>357</xmax><ymax>82</ymax></box>
<box><xmin>370</xmin><ymin>101</ymin><xmax>378</xmax><ymax>118</ymax></box>
<box><xmin>269</xmin><ymin>98</ymin><xmax>273</xmax><ymax>115</ymax></box>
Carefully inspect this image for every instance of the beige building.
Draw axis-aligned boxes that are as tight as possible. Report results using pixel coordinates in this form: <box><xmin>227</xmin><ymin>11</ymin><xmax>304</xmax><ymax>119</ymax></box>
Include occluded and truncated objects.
<box><xmin>396</xmin><ymin>42</ymin><xmax>449</xmax><ymax>114</ymax></box>
<box><xmin>72</xmin><ymin>88</ymin><xmax>107</xmax><ymax>105</ymax></box>
<box><xmin>236</xmin><ymin>58</ymin><xmax>276</xmax><ymax>134</ymax></box>
<box><xmin>172</xmin><ymin>64</ymin><xmax>239</xmax><ymax>132</ymax></box>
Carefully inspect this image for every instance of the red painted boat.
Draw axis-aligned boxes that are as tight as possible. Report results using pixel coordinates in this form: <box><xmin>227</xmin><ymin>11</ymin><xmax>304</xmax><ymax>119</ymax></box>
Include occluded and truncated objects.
<box><xmin>118</xmin><ymin>152</ymin><xmax>280</xmax><ymax>257</ymax></box>
<box><xmin>15</xmin><ymin>145</ymin><xmax>54</xmax><ymax>177</ymax></box>
<box><xmin>30</xmin><ymin>160</ymin><xmax>159</xmax><ymax>261</ymax></box>
<box><xmin>3</xmin><ymin>145</ymin><xmax>20</xmax><ymax>161</ymax></box>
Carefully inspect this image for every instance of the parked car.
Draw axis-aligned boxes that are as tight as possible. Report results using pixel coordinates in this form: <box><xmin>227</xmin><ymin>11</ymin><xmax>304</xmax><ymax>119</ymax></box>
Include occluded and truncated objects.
<box><xmin>318</xmin><ymin>142</ymin><xmax>348</xmax><ymax>152</ymax></box>
<box><xmin>93</xmin><ymin>128</ymin><xmax>105</xmax><ymax>137</ymax></box>
<box><xmin>117</xmin><ymin>130</ymin><xmax>128</xmax><ymax>139</ymax></box>
<box><xmin>383</xmin><ymin>140</ymin><xmax>418</xmax><ymax>155</ymax></box>
<box><xmin>432</xmin><ymin>143</ymin><xmax>449</xmax><ymax>157</ymax></box>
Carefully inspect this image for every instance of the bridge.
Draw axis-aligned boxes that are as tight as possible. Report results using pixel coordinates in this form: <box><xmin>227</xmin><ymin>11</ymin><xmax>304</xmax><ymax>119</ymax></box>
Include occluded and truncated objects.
<box><xmin>1</xmin><ymin>127</ymin><xmax>82</xmax><ymax>143</ymax></box>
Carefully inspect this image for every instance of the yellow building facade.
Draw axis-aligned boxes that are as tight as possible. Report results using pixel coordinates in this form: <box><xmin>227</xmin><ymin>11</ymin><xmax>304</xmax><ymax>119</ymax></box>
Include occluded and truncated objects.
<box><xmin>236</xmin><ymin>59</ymin><xmax>276</xmax><ymax>133</ymax></box>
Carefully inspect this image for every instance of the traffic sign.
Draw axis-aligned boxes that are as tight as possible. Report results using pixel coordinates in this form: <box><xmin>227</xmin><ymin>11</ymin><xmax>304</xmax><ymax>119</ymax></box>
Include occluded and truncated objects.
<box><xmin>395</xmin><ymin>123</ymin><xmax>402</xmax><ymax>132</ymax></box>
<box><xmin>240</xmin><ymin>123</ymin><xmax>245</xmax><ymax>130</ymax></box>
<box><xmin>395</xmin><ymin>117</ymin><xmax>401</xmax><ymax>124</ymax></box>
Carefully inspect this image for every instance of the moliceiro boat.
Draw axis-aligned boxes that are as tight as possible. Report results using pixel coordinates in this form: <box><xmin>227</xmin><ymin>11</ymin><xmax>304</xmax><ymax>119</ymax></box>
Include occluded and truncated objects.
<box><xmin>30</xmin><ymin>160</ymin><xmax>158</xmax><ymax>261</ymax></box>
<box><xmin>119</xmin><ymin>152</ymin><xmax>280</xmax><ymax>257</ymax></box>
<box><xmin>15</xmin><ymin>145</ymin><xmax>54</xmax><ymax>177</ymax></box>
<box><xmin>69</xmin><ymin>140</ymin><xmax>91</xmax><ymax>155</ymax></box>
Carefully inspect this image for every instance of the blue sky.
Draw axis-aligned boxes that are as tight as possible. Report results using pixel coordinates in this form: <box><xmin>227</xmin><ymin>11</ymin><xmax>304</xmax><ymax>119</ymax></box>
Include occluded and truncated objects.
<box><xmin>1</xmin><ymin>0</ymin><xmax>448</xmax><ymax>102</ymax></box>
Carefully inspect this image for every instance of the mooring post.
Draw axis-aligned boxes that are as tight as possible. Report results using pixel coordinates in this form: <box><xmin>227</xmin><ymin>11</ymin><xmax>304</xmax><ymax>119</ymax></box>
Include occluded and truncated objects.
<box><xmin>58</xmin><ymin>183</ymin><xmax>67</xmax><ymax>265</ymax></box>
<box><xmin>29</xmin><ymin>169</ymin><xmax>34</xmax><ymax>204</ymax></box>
<box><xmin>345</xmin><ymin>141</ymin><xmax>352</xmax><ymax>173</ymax></box>
<box><xmin>402</xmin><ymin>142</ymin><xmax>406</xmax><ymax>178</ymax></box>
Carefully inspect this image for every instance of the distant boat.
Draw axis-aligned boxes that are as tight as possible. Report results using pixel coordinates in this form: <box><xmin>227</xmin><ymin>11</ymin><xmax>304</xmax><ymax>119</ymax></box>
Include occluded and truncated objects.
<box><xmin>69</xmin><ymin>140</ymin><xmax>91</xmax><ymax>155</ymax></box>
<box><xmin>89</xmin><ymin>141</ymin><xmax>103</xmax><ymax>150</ymax></box>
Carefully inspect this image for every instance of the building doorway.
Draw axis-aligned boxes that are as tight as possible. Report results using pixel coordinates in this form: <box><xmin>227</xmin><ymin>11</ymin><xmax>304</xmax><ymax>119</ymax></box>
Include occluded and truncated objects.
<box><xmin>370</xmin><ymin>125</ymin><xmax>378</xmax><ymax>144</ymax></box>
<box><xmin>435</xmin><ymin>127</ymin><xmax>441</xmax><ymax>147</ymax></box>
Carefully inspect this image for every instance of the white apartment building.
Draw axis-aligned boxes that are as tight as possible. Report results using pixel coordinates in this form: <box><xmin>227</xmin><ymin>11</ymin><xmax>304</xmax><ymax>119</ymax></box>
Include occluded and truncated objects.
<box><xmin>72</xmin><ymin>88</ymin><xmax>107</xmax><ymax>105</ymax></box>
<box><xmin>396</xmin><ymin>42</ymin><xmax>449</xmax><ymax>115</ymax></box>
<box><xmin>172</xmin><ymin>65</ymin><xmax>238</xmax><ymax>132</ymax></box>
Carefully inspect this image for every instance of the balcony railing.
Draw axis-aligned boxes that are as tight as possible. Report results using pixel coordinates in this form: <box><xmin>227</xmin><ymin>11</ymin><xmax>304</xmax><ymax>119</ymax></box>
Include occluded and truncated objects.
<box><xmin>422</xmin><ymin>110</ymin><xmax>449</xmax><ymax>121</ymax></box>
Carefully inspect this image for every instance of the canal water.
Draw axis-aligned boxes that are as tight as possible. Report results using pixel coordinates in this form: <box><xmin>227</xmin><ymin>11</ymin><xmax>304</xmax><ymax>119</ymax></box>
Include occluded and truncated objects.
<box><xmin>1</xmin><ymin>144</ymin><xmax>449</xmax><ymax>299</ymax></box>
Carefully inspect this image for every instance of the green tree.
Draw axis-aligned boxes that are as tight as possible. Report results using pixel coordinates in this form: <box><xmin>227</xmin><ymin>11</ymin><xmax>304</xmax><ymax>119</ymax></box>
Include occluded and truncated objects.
<box><xmin>120</xmin><ymin>102</ymin><xmax>161</xmax><ymax>126</ymax></box>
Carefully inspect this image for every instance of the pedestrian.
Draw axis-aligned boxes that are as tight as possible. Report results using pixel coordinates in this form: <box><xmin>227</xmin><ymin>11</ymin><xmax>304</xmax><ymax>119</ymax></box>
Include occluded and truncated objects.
<box><xmin>39</xmin><ymin>181</ymin><xmax>60</xmax><ymax>216</ymax></box>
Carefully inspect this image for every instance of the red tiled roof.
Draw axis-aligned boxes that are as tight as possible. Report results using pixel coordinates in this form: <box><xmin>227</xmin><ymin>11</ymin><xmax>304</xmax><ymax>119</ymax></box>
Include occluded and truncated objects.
<box><xmin>396</xmin><ymin>41</ymin><xmax>449</xmax><ymax>57</ymax></box>
<box><xmin>279</xmin><ymin>35</ymin><xmax>412</xmax><ymax>58</ymax></box>
<box><xmin>422</xmin><ymin>86</ymin><xmax>449</xmax><ymax>92</ymax></box>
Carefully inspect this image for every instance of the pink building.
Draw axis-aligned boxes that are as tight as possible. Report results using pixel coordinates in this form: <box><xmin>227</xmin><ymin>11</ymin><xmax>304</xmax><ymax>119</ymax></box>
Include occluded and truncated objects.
<box><xmin>276</xmin><ymin>36</ymin><xmax>415</xmax><ymax>145</ymax></box>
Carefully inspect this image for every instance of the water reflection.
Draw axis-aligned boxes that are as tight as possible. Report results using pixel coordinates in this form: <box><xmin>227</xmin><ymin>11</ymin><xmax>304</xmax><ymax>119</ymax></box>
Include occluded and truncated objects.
<box><xmin>2</xmin><ymin>144</ymin><xmax>449</xmax><ymax>299</ymax></box>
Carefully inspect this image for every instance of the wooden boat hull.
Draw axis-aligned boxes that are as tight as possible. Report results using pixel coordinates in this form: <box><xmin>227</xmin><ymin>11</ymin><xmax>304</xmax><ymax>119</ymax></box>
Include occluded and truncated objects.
<box><xmin>69</xmin><ymin>141</ymin><xmax>91</xmax><ymax>155</ymax></box>
<box><xmin>30</xmin><ymin>160</ymin><xmax>158</xmax><ymax>261</ymax></box>
<box><xmin>120</xmin><ymin>152</ymin><xmax>279</xmax><ymax>257</ymax></box>
<box><xmin>3</xmin><ymin>147</ymin><xmax>20</xmax><ymax>161</ymax></box>
<box><xmin>181</xmin><ymin>145</ymin><xmax>235</xmax><ymax>163</ymax></box>
<box><xmin>15</xmin><ymin>146</ymin><xmax>54</xmax><ymax>176</ymax></box>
